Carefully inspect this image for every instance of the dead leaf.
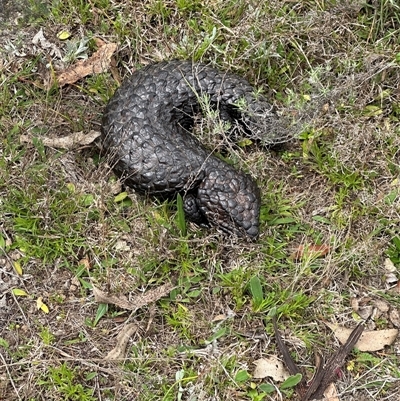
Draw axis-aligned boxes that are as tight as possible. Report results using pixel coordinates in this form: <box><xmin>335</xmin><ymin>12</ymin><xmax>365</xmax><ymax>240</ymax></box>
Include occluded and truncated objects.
<box><xmin>323</xmin><ymin>382</ymin><xmax>339</xmax><ymax>400</ymax></box>
<box><xmin>350</xmin><ymin>297</ymin><xmax>359</xmax><ymax>312</ymax></box>
<box><xmin>93</xmin><ymin>283</ymin><xmax>173</xmax><ymax>312</ymax></box>
<box><xmin>384</xmin><ymin>258</ymin><xmax>396</xmax><ymax>272</ymax></box>
<box><xmin>385</xmin><ymin>272</ymin><xmax>398</xmax><ymax>286</ymax></box>
<box><xmin>389</xmin><ymin>309</ymin><xmax>400</xmax><ymax>328</ymax></box>
<box><xmin>112</xmin><ymin>316</ymin><xmax>129</xmax><ymax>324</ymax></box>
<box><xmin>212</xmin><ymin>314</ymin><xmax>227</xmax><ymax>322</ymax></box>
<box><xmin>383</xmin><ymin>258</ymin><xmax>398</xmax><ymax>287</ymax></box>
<box><xmin>374</xmin><ymin>299</ymin><xmax>389</xmax><ymax>313</ymax></box>
<box><xmin>253</xmin><ymin>356</ymin><xmax>290</xmax><ymax>381</ymax></box>
<box><xmin>78</xmin><ymin>258</ymin><xmax>91</xmax><ymax>271</ymax></box>
<box><xmin>20</xmin><ymin>130</ymin><xmax>100</xmax><ymax>150</ymax></box>
<box><xmin>32</xmin><ymin>28</ymin><xmax>63</xmax><ymax>59</ymax></box>
<box><xmin>92</xmin><ymin>287</ymin><xmax>135</xmax><ymax>310</ymax></box>
<box><xmin>57</xmin><ymin>41</ymin><xmax>117</xmax><ymax>86</ymax></box>
<box><xmin>105</xmin><ymin>323</ymin><xmax>138</xmax><ymax>360</ymax></box>
<box><xmin>70</xmin><ymin>276</ymin><xmax>81</xmax><ymax>292</ymax></box>
<box><xmin>290</xmin><ymin>244</ymin><xmax>331</xmax><ymax>261</ymax></box>
<box><xmin>12</xmin><ymin>288</ymin><xmax>28</xmax><ymax>296</ymax></box>
<box><xmin>13</xmin><ymin>260</ymin><xmax>23</xmax><ymax>276</ymax></box>
<box><xmin>36</xmin><ymin>297</ymin><xmax>49</xmax><ymax>314</ymax></box>
<box><xmin>114</xmin><ymin>240</ymin><xmax>130</xmax><ymax>251</ymax></box>
<box><xmin>324</xmin><ymin>321</ymin><xmax>398</xmax><ymax>352</ymax></box>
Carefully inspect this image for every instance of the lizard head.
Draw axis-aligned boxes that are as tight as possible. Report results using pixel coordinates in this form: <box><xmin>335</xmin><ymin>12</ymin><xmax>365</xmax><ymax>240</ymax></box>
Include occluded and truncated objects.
<box><xmin>194</xmin><ymin>165</ymin><xmax>261</xmax><ymax>239</ymax></box>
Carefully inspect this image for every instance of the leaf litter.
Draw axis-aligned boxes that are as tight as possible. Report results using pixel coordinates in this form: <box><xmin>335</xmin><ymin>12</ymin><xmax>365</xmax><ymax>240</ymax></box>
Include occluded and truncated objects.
<box><xmin>253</xmin><ymin>355</ymin><xmax>290</xmax><ymax>381</ymax></box>
<box><xmin>273</xmin><ymin>316</ymin><xmax>365</xmax><ymax>400</ymax></box>
<box><xmin>290</xmin><ymin>244</ymin><xmax>331</xmax><ymax>261</ymax></box>
<box><xmin>324</xmin><ymin>321</ymin><xmax>398</xmax><ymax>352</ymax></box>
<box><xmin>105</xmin><ymin>323</ymin><xmax>139</xmax><ymax>360</ymax></box>
<box><xmin>92</xmin><ymin>282</ymin><xmax>174</xmax><ymax>312</ymax></box>
<box><xmin>93</xmin><ymin>283</ymin><xmax>174</xmax><ymax>359</ymax></box>
<box><xmin>0</xmin><ymin>1</ymin><xmax>400</xmax><ymax>398</ymax></box>
<box><xmin>20</xmin><ymin>130</ymin><xmax>101</xmax><ymax>150</ymax></box>
<box><xmin>56</xmin><ymin>38</ymin><xmax>117</xmax><ymax>86</ymax></box>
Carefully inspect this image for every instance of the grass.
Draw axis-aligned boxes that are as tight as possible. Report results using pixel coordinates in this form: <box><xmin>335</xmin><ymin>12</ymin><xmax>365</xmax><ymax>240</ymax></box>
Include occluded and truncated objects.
<box><xmin>1</xmin><ymin>0</ymin><xmax>400</xmax><ymax>400</ymax></box>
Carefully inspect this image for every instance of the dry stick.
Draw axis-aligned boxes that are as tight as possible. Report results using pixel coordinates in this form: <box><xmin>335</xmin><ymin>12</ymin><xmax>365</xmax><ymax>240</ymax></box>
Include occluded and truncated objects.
<box><xmin>272</xmin><ymin>316</ymin><xmax>308</xmax><ymax>398</ymax></box>
<box><xmin>273</xmin><ymin>317</ymin><xmax>365</xmax><ymax>401</ymax></box>
<box><xmin>305</xmin><ymin>322</ymin><xmax>365</xmax><ymax>400</ymax></box>
<box><xmin>273</xmin><ymin>316</ymin><xmax>301</xmax><ymax>375</ymax></box>
<box><xmin>302</xmin><ymin>352</ymin><xmax>327</xmax><ymax>401</ymax></box>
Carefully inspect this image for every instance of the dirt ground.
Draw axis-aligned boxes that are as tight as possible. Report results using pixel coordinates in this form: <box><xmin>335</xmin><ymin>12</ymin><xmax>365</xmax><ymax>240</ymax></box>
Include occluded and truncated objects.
<box><xmin>1</xmin><ymin>1</ymin><xmax>400</xmax><ymax>400</ymax></box>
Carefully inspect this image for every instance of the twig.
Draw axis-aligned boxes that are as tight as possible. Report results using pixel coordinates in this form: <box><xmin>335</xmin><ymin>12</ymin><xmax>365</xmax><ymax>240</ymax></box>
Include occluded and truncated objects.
<box><xmin>305</xmin><ymin>322</ymin><xmax>365</xmax><ymax>400</ymax></box>
<box><xmin>273</xmin><ymin>317</ymin><xmax>365</xmax><ymax>401</ymax></box>
<box><xmin>272</xmin><ymin>316</ymin><xmax>308</xmax><ymax>398</ymax></box>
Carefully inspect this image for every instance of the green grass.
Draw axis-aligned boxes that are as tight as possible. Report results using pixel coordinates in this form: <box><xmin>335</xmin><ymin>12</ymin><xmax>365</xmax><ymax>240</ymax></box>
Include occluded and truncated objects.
<box><xmin>38</xmin><ymin>362</ymin><xmax>97</xmax><ymax>401</ymax></box>
<box><xmin>1</xmin><ymin>0</ymin><xmax>400</xmax><ymax>400</ymax></box>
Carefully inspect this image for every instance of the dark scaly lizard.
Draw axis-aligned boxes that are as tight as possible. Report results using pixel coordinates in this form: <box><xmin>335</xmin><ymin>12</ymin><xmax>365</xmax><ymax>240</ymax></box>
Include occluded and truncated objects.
<box><xmin>102</xmin><ymin>60</ymin><xmax>287</xmax><ymax>238</ymax></box>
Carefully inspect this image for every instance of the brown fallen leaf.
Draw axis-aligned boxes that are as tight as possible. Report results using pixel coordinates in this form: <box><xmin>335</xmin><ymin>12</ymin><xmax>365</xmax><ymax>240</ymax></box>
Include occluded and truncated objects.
<box><xmin>324</xmin><ymin>321</ymin><xmax>398</xmax><ymax>352</ymax></box>
<box><xmin>105</xmin><ymin>323</ymin><xmax>138</xmax><ymax>360</ymax></box>
<box><xmin>290</xmin><ymin>244</ymin><xmax>331</xmax><ymax>261</ymax></box>
<box><xmin>212</xmin><ymin>314</ymin><xmax>228</xmax><ymax>322</ymax></box>
<box><xmin>57</xmin><ymin>41</ymin><xmax>117</xmax><ymax>86</ymax></box>
<box><xmin>20</xmin><ymin>130</ymin><xmax>100</xmax><ymax>150</ymax></box>
<box><xmin>78</xmin><ymin>258</ymin><xmax>91</xmax><ymax>271</ymax></box>
<box><xmin>253</xmin><ymin>356</ymin><xmax>290</xmax><ymax>381</ymax></box>
<box><xmin>92</xmin><ymin>283</ymin><xmax>173</xmax><ymax>312</ymax></box>
<box><xmin>322</xmin><ymin>382</ymin><xmax>339</xmax><ymax>401</ymax></box>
